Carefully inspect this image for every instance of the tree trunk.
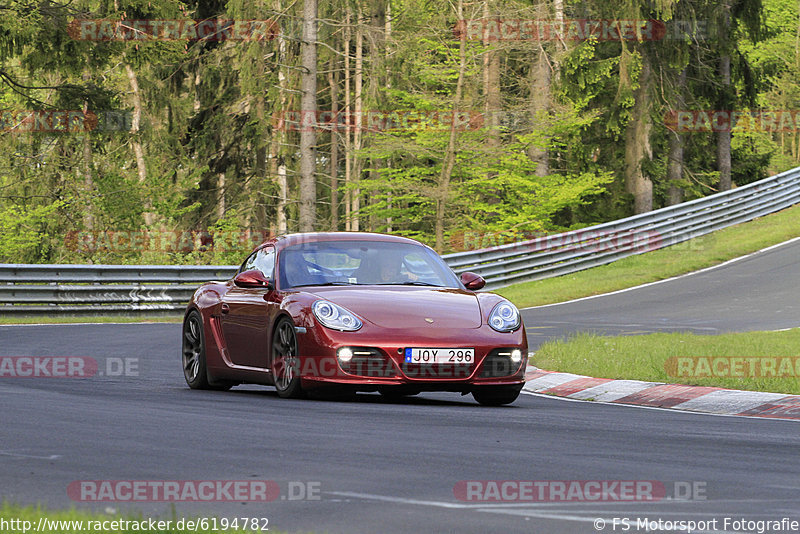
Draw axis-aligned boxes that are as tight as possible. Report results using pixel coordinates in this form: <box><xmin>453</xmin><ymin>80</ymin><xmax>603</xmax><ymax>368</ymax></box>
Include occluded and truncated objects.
<box><xmin>666</xmin><ymin>131</ymin><xmax>684</xmax><ymax>206</ymax></box>
<box><xmin>352</xmin><ymin>14</ymin><xmax>363</xmax><ymax>232</ymax></box>
<box><xmin>367</xmin><ymin>0</ymin><xmax>386</xmax><ymax>233</ymax></box>
<box><xmin>717</xmin><ymin>7</ymin><xmax>732</xmax><ymax>192</ymax></box>
<box><xmin>273</xmin><ymin>21</ymin><xmax>289</xmax><ymax>234</ymax></box>
<box><xmin>253</xmin><ymin>96</ymin><xmax>267</xmax><ymax>230</ymax></box>
<box><xmin>623</xmin><ymin>51</ymin><xmax>653</xmax><ymax>214</ymax></box>
<box><xmin>328</xmin><ymin>56</ymin><xmax>339</xmax><ymax>231</ymax></box>
<box><xmin>216</xmin><ymin>171</ymin><xmax>226</xmax><ymax>220</ymax></box>
<box><xmin>82</xmin><ymin>123</ymin><xmax>94</xmax><ymax>231</ymax></box>
<box><xmin>385</xmin><ymin>0</ymin><xmax>393</xmax><ymax>232</ymax></box>
<box><xmin>298</xmin><ymin>0</ymin><xmax>318</xmax><ymax>232</ymax></box>
<box><xmin>344</xmin><ymin>8</ymin><xmax>352</xmax><ymax>231</ymax></box>
<box><xmin>80</xmin><ymin>83</ymin><xmax>93</xmax><ymax>231</ymax></box>
<box><xmin>124</xmin><ymin>63</ymin><xmax>153</xmax><ymax>226</ymax></box>
<box><xmin>277</xmin><ymin>160</ymin><xmax>287</xmax><ymax>233</ymax></box>
<box><xmin>484</xmin><ymin>0</ymin><xmax>501</xmax><ymax>166</ymax></box>
<box><xmin>528</xmin><ymin>43</ymin><xmax>550</xmax><ymax>176</ymax></box>
<box><xmin>435</xmin><ymin>0</ymin><xmax>467</xmax><ymax>252</ymax></box>
<box><xmin>666</xmin><ymin>67</ymin><xmax>687</xmax><ymax>205</ymax></box>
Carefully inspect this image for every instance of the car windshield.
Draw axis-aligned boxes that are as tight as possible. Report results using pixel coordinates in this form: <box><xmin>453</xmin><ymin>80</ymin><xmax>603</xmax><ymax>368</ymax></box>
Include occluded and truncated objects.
<box><xmin>278</xmin><ymin>240</ymin><xmax>461</xmax><ymax>289</ymax></box>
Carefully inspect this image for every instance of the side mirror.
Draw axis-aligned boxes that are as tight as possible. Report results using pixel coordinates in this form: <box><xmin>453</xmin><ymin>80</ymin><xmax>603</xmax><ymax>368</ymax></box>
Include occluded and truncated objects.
<box><xmin>234</xmin><ymin>269</ymin><xmax>273</xmax><ymax>289</ymax></box>
<box><xmin>460</xmin><ymin>271</ymin><xmax>485</xmax><ymax>291</ymax></box>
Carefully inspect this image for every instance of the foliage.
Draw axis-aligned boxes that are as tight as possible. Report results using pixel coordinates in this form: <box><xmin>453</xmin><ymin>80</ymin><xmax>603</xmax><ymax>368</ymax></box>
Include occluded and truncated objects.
<box><xmin>0</xmin><ymin>0</ymin><xmax>793</xmax><ymax>264</ymax></box>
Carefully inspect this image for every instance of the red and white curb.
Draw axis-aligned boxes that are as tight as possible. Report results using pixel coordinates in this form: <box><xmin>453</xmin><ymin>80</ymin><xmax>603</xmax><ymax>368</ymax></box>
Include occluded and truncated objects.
<box><xmin>523</xmin><ymin>367</ymin><xmax>800</xmax><ymax>421</ymax></box>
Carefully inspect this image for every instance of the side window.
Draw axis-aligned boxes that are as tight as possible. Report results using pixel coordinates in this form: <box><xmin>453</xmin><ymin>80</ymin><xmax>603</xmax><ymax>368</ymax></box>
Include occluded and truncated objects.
<box><xmin>252</xmin><ymin>247</ymin><xmax>276</xmax><ymax>280</ymax></box>
<box><xmin>241</xmin><ymin>251</ymin><xmax>258</xmax><ymax>273</ymax></box>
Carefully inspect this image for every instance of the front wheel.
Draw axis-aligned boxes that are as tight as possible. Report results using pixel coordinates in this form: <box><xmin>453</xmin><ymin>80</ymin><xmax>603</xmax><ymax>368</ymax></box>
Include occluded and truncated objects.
<box><xmin>472</xmin><ymin>385</ymin><xmax>522</xmax><ymax>406</ymax></box>
<box><xmin>271</xmin><ymin>317</ymin><xmax>305</xmax><ymax>399</ymax></box>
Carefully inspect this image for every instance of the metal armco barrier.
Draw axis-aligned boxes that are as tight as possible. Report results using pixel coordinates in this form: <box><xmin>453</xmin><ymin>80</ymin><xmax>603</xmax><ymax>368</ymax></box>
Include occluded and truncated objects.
<box><xmin>444</xmin><ymin>165</ymin><xmax>800</xmax><ymax>289</ymax></box>
<box><xmin>0</xmin><ymin>265</ymin><xmax>237</xmax><ymax>315</ymax></box>
<box><xmin>2</xmin><ymin>165</ymin><xmax>799</xmax><ymax>314</ymax></box>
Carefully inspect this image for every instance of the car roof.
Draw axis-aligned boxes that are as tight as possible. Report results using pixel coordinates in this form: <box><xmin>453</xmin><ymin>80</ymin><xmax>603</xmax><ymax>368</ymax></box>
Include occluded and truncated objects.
<box><xmin>261</xmin><ymin>232</ymin><xmax>428</xmax><ymax>250</ymax></box>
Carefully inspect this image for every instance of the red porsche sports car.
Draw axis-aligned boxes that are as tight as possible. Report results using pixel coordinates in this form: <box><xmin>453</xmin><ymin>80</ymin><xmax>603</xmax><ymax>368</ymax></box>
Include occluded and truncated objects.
<box><xmin>182</xmin><ymin>232</ymin><xmax>528</xmax><ymax>405</ymax></box>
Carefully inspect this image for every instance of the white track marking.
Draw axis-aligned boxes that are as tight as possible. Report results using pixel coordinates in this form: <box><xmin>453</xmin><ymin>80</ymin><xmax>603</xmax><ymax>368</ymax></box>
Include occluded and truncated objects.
<box><xmin>0</xmin><ymin>322</ymin><xmax>173</xmax><ymax>327</ymax></box>
<box><xmin>327</xmin><ymin>490</ymin><xmax>781</xmax><ymax>533</ymax></box>
<box><xmin>0</xmin><ymin>450</ymin><xmax>61</xmax><ymax>460</ymax></box>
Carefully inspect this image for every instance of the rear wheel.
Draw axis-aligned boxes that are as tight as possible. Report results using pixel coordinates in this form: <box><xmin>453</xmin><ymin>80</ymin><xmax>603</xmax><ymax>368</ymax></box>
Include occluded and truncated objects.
<box><xmin>472</xmin><ymin>385</ymin><xmax>522</xmax><ymax>406</ymax></box>
<box><xmin>183</xmin><ymin>310</ymin><xmax>233</xmax><ymax>391</ymax></box>
<box><xmin>182</xmin><ymin>310</ymin><xmax>210</xmax><ymax>389</ymax></box>
<box><xmin>271</xmin><ymin>317</ymin><xmax>305</xmax><ymax>399</ymax></box>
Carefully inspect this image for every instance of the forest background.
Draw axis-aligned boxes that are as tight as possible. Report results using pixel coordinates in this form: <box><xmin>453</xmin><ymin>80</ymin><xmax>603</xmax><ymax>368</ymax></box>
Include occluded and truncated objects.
<box><xmin>1</xmin><ymin>0</ymin><xmax>797</xmax><ymax>265</ymax></box>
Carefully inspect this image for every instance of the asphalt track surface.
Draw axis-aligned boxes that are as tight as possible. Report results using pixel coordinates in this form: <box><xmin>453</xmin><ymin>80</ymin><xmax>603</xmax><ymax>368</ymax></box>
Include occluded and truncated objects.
<box><xmin>2</xmin><ymin>239</ymin><xmax>800</xmax><ymax>534</ymax></box>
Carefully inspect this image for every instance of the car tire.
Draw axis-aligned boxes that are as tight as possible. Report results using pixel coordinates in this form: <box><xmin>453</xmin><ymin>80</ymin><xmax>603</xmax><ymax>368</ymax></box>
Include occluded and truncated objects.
<box><xmin>182</xmin><ymin>310</ymin><xmax>213</xmax><ymax>389</ymax></box>
<box><xmin>271</xmin><ymin>317</ymin><xmax>305</xmax><ymax>399</ymax></box>
<box><xmin>472</xmin><ymin>385</ymin><xmax>522</xmax><ymax>406</ymax></box>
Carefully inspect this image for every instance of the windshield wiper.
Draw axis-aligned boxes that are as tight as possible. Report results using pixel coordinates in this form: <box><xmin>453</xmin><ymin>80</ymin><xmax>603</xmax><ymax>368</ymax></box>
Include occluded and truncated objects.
<box><xmin>292</xmin><ymin>281</ymin><xmax>363</xmax><ymax>287</ymax></box>
<box><xmin>376</xmin><ymin>281</ymin><xmax>442</xmax><ymax>287</ymax></box>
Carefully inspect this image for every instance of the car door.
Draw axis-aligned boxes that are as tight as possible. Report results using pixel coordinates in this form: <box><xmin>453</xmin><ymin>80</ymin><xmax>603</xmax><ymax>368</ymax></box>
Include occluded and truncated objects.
<box><xmin>219</xmin><ymin>246</ymin><xmax>276</xmax><ymax>369</ymax></box>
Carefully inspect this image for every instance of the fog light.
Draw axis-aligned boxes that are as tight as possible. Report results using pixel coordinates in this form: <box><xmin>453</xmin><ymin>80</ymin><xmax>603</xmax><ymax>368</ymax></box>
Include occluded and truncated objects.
<box><xmin>337</xmin><ymin>347</ymin><xmax>354</xmax><ymax>363</ymax></box>
<box><xmin>510</xmin><ymin>349</ymin><xmax>522</xmax><ymax>363</ymax></box>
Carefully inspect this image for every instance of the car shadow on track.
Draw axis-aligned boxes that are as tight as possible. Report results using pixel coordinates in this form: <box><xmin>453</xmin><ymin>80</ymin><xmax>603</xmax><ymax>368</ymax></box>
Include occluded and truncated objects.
<box><xmin>222</xmin><ymin>387</ymin><xmax>505</xmax><ymax>407</ymax></box>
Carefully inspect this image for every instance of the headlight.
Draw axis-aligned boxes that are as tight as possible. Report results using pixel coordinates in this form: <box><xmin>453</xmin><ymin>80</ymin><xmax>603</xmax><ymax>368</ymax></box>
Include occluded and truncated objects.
<box><xmin>312</xmin><ymin>300</ymin><xmax>363</xmax><ymax>331</ymax></box>
<box><xmin>488</xmin><ymin>301</ymin><xmax>521</xmax><ymax>332</ymax></box>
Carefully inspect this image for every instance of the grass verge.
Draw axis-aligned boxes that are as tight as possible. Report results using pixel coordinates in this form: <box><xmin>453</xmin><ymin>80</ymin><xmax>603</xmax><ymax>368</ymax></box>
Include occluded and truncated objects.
<box><xmin>533</xmin><ymin>330</ymin><xmax>800</xmax><ymax>395</ymax></box>
<box><xmin>497</xmin><ymin>203</ymin><xmax>800</xmax><ymax>308</ymax></box>
<box><xmin>0</xmin><ymin>503</ymin><xmax>289</xmax><ymax>533</ymax></box>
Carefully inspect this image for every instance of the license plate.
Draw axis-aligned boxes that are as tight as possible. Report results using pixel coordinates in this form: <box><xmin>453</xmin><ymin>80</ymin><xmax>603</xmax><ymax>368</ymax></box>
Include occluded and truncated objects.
<box><xmin>404</xmin><ymin>348</ymin><xmax>474</xmax><ymax>364</ymax></box>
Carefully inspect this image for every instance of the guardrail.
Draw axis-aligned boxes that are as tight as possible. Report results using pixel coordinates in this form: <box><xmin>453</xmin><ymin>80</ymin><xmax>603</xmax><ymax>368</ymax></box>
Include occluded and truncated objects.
<box><xmin>0</xmin><ymin>265</ymin><xmax>236</xmax><ymax>315</ymax></box>
<box><xmin>445</xmin><ymin>165</ymin><xmax>800</xmax><ymax>289</ymax></box>
<box><xmin>2</xmin><ymin>165</ymin><xmax>799</xmax><ymax>314</ymax></box>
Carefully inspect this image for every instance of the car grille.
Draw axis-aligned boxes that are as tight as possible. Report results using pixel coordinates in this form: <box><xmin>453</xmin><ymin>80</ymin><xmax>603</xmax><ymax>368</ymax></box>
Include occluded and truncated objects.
<box><xmin>339</xmin><ymin>347</ymin><xmax>397</xmax><ymax>378</ymax></box>
<box><xmin>400</xmin><ymin>361</ymin><xmax>474</xmax><ymax>380</ymax></box>
<box><xmin>479</xmin><ymin>349</ymin><xmax>523</xmax><ymax>378</ymax></box>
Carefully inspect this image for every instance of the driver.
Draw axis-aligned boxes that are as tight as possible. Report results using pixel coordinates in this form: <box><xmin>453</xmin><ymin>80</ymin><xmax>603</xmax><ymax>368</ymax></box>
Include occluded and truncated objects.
<box><xmin>377</xmin><ymin>254</ymin><xmax>417</xmax><ymax>284</ymax></box>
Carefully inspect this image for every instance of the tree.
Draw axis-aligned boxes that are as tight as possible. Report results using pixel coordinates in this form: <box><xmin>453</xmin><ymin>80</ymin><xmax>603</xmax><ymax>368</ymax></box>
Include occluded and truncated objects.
<box><xmin>299</xmin><ymin>0</ymin><xmax>318</xmax><ymax>231</ymax></box>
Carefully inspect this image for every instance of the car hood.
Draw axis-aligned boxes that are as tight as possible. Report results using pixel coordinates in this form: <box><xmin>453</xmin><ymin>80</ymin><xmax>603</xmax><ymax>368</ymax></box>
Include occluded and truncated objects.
<box><xmin>304</xmin><ymin>286</ymin><xmax>483</xmax><ymax>329</ymax></box>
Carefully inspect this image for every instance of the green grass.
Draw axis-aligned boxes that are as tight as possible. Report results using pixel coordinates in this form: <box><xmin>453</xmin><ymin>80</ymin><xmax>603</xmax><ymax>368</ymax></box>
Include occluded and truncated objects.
<box><xmin>0</xmin><ymin>503</ymin><xmax>295</xmax><ymax>533</ymax></box>
<box><xmin>497</xmin><ymin>203</ymin><xmax>800</xmax><ymax>308</ymax></box>
<box><xmin>0</xmin><ymin>315</ymin><xmax>181</xmax><ymax>324</ymax></box>
<box><xmin>534</xmin><ymin>330</ymin><xmax>800</xmax><ymax>395</ymax></box>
